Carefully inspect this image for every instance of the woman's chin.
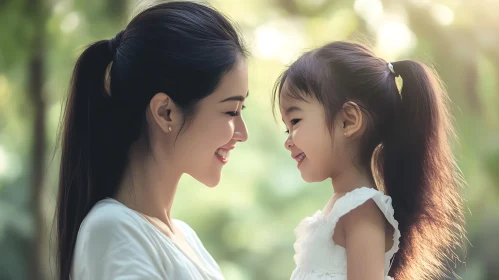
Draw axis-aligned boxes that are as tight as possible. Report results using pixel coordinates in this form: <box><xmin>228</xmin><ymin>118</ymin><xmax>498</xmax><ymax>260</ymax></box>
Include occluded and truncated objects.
<box><xmin>203</xmin><ymin>178</ymin><xmax>220</xmax><ymax>188</ymax></box>
<box><xmin>191</xmin><ymin>172</ymin><xmax>221</xmax><ymax>188</ymax></box>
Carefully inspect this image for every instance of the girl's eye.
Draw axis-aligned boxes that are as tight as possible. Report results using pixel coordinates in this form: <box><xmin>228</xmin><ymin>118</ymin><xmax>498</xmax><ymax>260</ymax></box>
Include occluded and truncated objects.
<box><xmin>285</xmin><ymin>119</ymin><xmax>301</xmax><ymax>134</ymax></box>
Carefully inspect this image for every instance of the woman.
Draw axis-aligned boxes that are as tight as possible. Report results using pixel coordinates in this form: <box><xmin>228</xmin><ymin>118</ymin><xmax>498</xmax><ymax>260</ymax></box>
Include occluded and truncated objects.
<box><xmin>56</xmin><ymin>2</ymin><xmax>248</xmax><ymax>279</ymax></box>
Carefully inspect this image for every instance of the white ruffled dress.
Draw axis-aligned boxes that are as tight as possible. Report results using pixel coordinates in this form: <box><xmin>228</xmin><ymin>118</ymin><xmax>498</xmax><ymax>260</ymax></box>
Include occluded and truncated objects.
<box><xmin>290</xmin><ymin>187</ymin><xmax>401</xmax><ymax>280</ymax></box>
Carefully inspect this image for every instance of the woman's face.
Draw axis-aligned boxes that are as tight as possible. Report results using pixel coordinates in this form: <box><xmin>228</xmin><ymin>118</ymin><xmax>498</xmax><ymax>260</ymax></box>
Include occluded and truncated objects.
<box><xmin>166</xmin><ymin>58</ymin><xmax>249</xmax><ymax>187</ymax></box>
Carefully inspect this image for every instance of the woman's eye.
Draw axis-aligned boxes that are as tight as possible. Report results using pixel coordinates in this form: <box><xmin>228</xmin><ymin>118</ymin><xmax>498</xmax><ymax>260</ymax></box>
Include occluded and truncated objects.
<box><xmin>226</xmin><ymin>104</ymin><xmax>246</xmax><ymax>117</ymax></box>
<box><xmin>226</xmin><ymin>111</ymin><xmax>240</xmax><ymax>117</ymax></box>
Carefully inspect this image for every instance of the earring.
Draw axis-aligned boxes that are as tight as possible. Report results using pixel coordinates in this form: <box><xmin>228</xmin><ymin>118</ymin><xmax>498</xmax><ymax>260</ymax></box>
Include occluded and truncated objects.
<box><xmin>168</xmin><ymin>126</ymin><xmax>172</xmax><ymax>132</ymax></box>
<box><xmin>344</xmin><ymin>132</ymin><xmax>347</xmax><ymax>136</ymax></box>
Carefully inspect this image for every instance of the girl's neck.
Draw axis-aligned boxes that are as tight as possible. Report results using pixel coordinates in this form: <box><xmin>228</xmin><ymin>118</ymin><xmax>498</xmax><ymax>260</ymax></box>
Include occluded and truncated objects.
<box><xmin>330</xmin><ymin>164</ymin><xmax>376</xmax><ymax>194</ymax></box>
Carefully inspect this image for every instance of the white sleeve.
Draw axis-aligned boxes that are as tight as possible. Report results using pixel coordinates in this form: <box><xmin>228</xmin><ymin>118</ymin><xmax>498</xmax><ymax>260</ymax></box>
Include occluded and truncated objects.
<box><xmin>72</xmin><ymin>211</ymin><xmax>169</xmax><ymax>280</ymax></box>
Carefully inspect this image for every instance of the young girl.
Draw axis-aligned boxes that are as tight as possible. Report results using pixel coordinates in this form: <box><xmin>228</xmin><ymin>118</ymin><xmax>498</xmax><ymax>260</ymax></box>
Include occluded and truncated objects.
<box><xmin>57</xmin><ymin>2</ymin><xmax>248</xmax><ymax>279</ymax></box>
<box><xmin>273</xmin><ymin>42</ymin><xmax>465</xmax><ymax>280</ymax></box>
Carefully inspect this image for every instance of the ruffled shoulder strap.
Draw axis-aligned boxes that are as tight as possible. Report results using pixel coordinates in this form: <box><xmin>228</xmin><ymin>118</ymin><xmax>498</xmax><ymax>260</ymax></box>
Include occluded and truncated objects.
<box><xmin>326</xmin><ymin>187</ymin><xmax>401</xmax><ymax>261</ymax></box>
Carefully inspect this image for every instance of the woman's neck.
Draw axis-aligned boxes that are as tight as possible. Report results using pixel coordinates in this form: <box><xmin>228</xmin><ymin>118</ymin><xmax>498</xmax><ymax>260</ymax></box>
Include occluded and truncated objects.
<box><xmin>114</xmin><ymin>142</ymin><xmax>182</xmax><ymax>231</ymax></box>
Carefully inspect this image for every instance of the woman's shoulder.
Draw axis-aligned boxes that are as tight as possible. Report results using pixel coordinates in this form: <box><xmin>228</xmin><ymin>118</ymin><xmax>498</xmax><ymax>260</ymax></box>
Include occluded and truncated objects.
<box><xmin>173</xmin><ymin>219</ymin><xmax>204</xmax><ymax>245</ymax></box>
<box><xmin>82</xmin><ymin>198</ymin><xmax>139</xmax><ymax>226</ymax></box>
<box><xmin>77</xmin><ymin>198</ymin><xmax>150</xmax><ymax>244</ymax></box>
<box><xmin>173</xmin><ymin>219</ymin><xmax>195</xmax><ymax>235</ymax></box>
<box><xmin>72</xmin><ymin>199</ymin><xmax>170</xmax><ymax>278</ymax></box>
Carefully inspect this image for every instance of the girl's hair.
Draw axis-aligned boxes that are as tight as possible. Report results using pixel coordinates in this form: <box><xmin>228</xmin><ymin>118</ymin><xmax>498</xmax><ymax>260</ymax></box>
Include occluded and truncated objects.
<box><xmin>56</xmin><ymin>2</ymin><xmax>247</xmax><ymax>279</ymax></box>
<box><xmin>273</xmin><ymin>42</ymin><xmax>465</xmax><ymax>279</ymax></box>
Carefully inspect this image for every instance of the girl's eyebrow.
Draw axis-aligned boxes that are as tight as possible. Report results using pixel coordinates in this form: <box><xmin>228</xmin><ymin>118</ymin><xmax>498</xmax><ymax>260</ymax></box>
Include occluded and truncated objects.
<box><xmin>284</xmin><ymin>106</ymin><xmax>301</xmax><ymax>116</ymax></box>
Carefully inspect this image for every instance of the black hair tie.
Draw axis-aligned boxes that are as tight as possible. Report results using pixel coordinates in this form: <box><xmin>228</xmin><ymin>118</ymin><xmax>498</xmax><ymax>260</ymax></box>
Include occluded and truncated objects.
<box><xmin>109</xmin><ymin>30</ymin><xmax>125</xmax><ymax>54</ymax></box>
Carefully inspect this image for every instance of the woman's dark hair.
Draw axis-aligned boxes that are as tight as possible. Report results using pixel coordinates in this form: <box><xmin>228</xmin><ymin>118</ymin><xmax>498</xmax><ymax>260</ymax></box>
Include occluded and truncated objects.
<box><xmin>273</xmin><ymin>42</ymin><xmax>465</xmax><ymax>279</ymax></box>
<box><xmin>56</xmin><ymin>2</ymin><xmax>247</xmax><ymax>279</ymax></box>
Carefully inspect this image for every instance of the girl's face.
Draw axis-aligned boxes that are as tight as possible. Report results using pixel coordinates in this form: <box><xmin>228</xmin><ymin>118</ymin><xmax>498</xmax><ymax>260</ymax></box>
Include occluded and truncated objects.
<box><xmin>279</xmin><ymin>83</ymin><xmax>348</xmax><ymax>183</ymax></box>
<box><xmin>150</xmin><ymin>58</ymin><xmax>249</xmax><ymax>187</ymax></box>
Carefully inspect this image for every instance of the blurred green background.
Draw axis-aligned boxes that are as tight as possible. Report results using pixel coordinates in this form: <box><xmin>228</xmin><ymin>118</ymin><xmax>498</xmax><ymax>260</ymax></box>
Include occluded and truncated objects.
<box><xmin>1</xmin><ymin>0</ymin><xmax>498</xmax><ymax>279</ymax></box>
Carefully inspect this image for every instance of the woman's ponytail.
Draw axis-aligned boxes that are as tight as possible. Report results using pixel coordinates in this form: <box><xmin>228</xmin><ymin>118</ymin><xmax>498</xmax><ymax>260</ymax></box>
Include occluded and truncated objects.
<box><xmin>56</xmin><ymin>39</ymin><xmax>124</xmax><ymax>280</ymax></box>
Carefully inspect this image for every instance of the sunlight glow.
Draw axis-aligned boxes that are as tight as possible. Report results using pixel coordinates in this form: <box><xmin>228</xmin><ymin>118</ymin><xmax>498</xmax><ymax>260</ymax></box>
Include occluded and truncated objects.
<box><xmin>53</xmin><ymin>1</ymin><xmax>69</xmax><ymax>15</ymax></box>
<box><xmin>253</xmin><ymin>19</ymin><xmax>307</xmax><ymax>64</ymax></box>
<box><xmin>408</xmin><ymin>0</ymin><xmax>431</xmax><ymax>7</ymax></box>
<box><xmin>60</xmin><ymin>12</ymin><xmax>81</xmax><ymax>34</ymax></box>
<box><xmin>376</xmin><ymin>21</ymin><xmax>417</xmax><ymax>59</ymax></box>
<box><xmin>0</xmin><ymin>146</ymin><xmax>22</xmax><ymax>180</ymax></box>
<box><xmin>431</xmin><ymin>4</ymin><xmax>454</xmax><ymax>26</ymax></box>
<box><xmin>354</xmin><ymin>0</ymin><xmax>384</xmax><ymax>25</ymax></box>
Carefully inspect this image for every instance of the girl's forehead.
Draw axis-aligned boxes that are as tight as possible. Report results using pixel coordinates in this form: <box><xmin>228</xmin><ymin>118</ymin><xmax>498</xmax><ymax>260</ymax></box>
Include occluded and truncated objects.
<box><xmin>279</xmin><ymin>95</ymin><xmax>299</xmax><ymax>110</ymax></box>
<box><xmin>280</xmin><ymin>91</ymin><xmax>312</xmax><ymax>107</ymax></box>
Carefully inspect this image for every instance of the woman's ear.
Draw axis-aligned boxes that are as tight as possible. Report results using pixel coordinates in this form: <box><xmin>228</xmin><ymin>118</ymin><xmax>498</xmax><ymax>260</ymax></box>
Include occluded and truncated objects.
<box><xmin>339</xmin><ymin>101</ymin><xmax>365</xmax><ymax>138</ymax></box>
<box><xmin>149</xmin><ymin>92</ymin><xmax>181</xmax><ymax>133</ymax></box>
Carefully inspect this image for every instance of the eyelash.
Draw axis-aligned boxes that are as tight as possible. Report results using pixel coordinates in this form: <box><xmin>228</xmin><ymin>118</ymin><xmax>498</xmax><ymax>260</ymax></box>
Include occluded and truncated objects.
<box><xmin>226</xmin><ymin>105</ymin><xmax>246</xmax><ymax>117</ymax></box>
<box><xmin>285</xmin><ymin>119</ymin><xmax>301</xmax><ymax>134</ymax></box>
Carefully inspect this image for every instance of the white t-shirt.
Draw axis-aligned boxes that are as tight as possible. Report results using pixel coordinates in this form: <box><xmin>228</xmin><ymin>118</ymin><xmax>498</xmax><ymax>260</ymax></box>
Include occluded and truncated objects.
<box><xmin>71</xmin><ymin>198</ymin><xmax>225</xmax><ymax>280</ymax></box>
